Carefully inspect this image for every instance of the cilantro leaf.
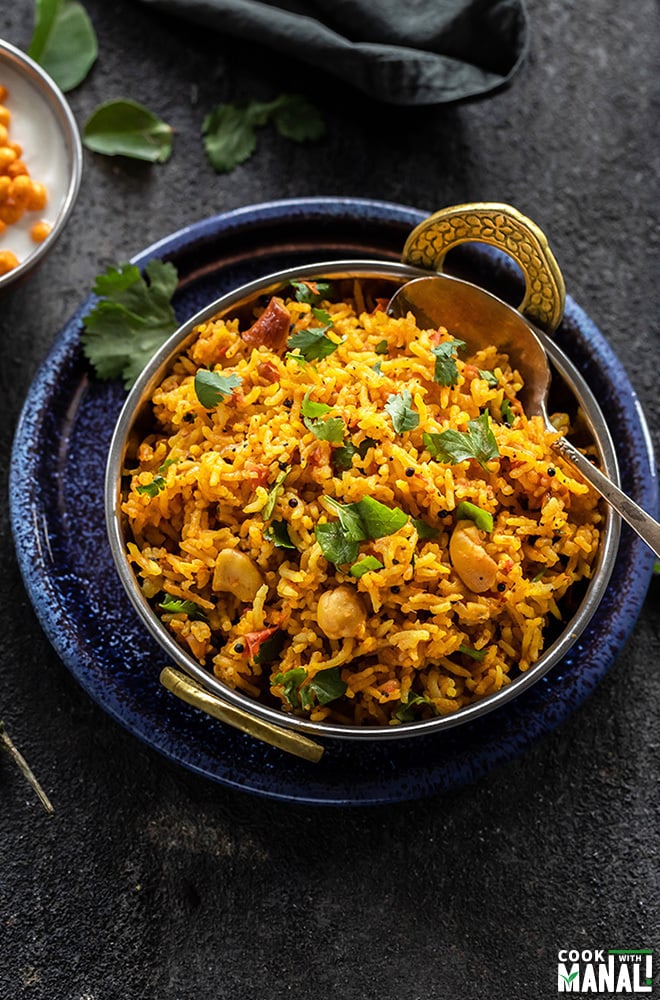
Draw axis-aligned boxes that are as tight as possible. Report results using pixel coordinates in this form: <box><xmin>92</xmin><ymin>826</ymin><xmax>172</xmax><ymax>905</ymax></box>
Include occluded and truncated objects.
<box><xmin>431</xmin><ymin>338</ymin><xmax>466</xmax><ymax>387</ymax></box>
<box><xmin>317</xmin><ymin>496</ymin><xmax>407</xmax><ymax>566</ymax></box>
<box><xmin>478</xmin><ymin>369</ymin><xmax>499</xmax><ymax>386</ymax></box>
<box><xmin>374</xmin><ymin>339</ymin><xmax>389</xmax><ymax>355</ymax></box>
<box><xmin>304</xmin><ymin>415</ymin><xmax>346</xmax><ymax>443</ymax></box>
<box><xmin>135</xmin><ymin>474</ymin><xmax>166</xmax><ymax>497</ymax></box>
<box><xmin>273</xmin><ymin>665</ymin><xmax>346</xmax><ymax>710</ymax></box>
<box><xmin>455</xmin><ymin>501</ymin><xmax>494</xmax><ymax>533</ymax></box>
<box><xmin>270</xmin><ymin>94</ymin><xmax>326</xmax><ymax>142</ymax></box>
<box><xmin>355</xmin><ymin>496</ymin><xmax>408</xmax><ymax>538</ymax></box>
<box><xmin>315</xmin><ymin>522</ymin><xmax>360</xmax><ymax>566</ymax></box>
<box><xmin>290</xmin><ymin>279</ymin><xmax>333</xmax><ymax>304</ymax></box>
<box><xmin>83</xmin><ymin>100</ymin><xmax>173</xmax><ymax>162</ymax></box>
<box><xmin>254</xmin><ymin>629</ymin><xmax>287</xmax><ymax>664</ymax></box>
<box><xmin>29</xmin><ymin>0</ymin><xmax>98</xmax><ymax>93</ymax></box>
<box><xmin>395</xmin><ymin>692</ymin><xmax>437</xmax><ymax>723</ymax></box>
<box><xmin>262</xmin><ymin>467</ymin><xmax>290</xmax><ymax>521</ymax></box>
<box><xmin>349</xmin><ymin>555</ymin><xmax>384</xmax><ymax>578</ymax></box>
<box><xmin>301</xmin><ymin>391</ymin><xmax>333</xmax><ymax>418</ymax></box>
<box><xmin>331</xmin><ymin>437</ymin><xmax>376</xmax><ymax>474</ymax></box>
<box><xmin>385</xmin><ymin>389</ymin><xmax>419</xmax><ymax>434</ymax></box>
<box><xmin>194</xmin><ymin>370</ymin><xmax>242</xmax><ymax>408</ymax></box>
<box><xmin>158</xmin><ymin>595</ymin><xmax>207</xmax><ymax>621</ymax></box>
<box><xmin>286</xmin><ymin>322</ymin><xmax>341</xmax><ymax>362</ymax></box>
<box><xmin>308</xmin><ymin>667</ymin><xmax>347</xmax><ymax>705</ymax></box>
<box><xmin>81</xmin><ymin>259</ymin><xmax>179</xmax><ymax>389</ymax></box>
<box><xmin>265</xmin><ymin>519</ymin><xmax>296</xmax><ymax>549</ymax></box>
<box><xmin>412</xmin><ymin>517</ymin><xmax>440</xmax><ymax>540</ymax></box>
<box><xmin>501</xmin><ymin>398</ymin><xmax>515</xmax><ymax>426</ymax></box>
<box><xmin>202</xmin><ymin>101</ymin><xmax>267</xmax><ymax>173</ymax></box>
<box><xmin>272</xmin><ymin>667</ymin><xmax>307</xmax><ymax>709</ymax></box>
<box><xmin>423</xmin><ymin>414</ymin><xmax>499</xmax><ymax>470</ymax></box>
<box><xmin>202</xmin><ymin>94</ymin><xmax>324</xmax><ymax>174</ymax></box>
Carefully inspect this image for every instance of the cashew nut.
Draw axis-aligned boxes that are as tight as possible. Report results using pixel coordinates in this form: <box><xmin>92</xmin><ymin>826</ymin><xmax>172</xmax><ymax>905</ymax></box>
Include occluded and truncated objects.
<box><xmin>317</xmin><ymin>585</ymin><xmax>366</xmax><ymax>640</ymax></box>
<box><xmin>212</xmin><ymin>548</ymin><xmax>264</xmax><ymax>603</ymax></box>
<box><xmin>449</xmin><ymin>519</ymin><xmax>498</xmax><ymax>593</ymax></box>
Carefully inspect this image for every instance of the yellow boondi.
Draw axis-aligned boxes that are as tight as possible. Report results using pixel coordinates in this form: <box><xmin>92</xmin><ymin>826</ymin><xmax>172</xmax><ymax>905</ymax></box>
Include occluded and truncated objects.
<box><xmin>122</xmin><ymin>282</ymin><xmax>602</xmax><ymax>726</ymax></box>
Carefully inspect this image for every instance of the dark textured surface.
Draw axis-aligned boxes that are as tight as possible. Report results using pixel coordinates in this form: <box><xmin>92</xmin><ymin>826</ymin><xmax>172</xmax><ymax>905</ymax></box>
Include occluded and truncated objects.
<box><xmin>0</xmin><ymin>1</ymin><xmax>658</xmax><ymax>997</ymax></box>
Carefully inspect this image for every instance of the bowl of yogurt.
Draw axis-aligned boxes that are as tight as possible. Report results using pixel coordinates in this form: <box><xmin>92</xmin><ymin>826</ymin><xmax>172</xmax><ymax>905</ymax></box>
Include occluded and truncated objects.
<box><xmin>0</xmin><ymin>39</ymin><xmax>82</xmax><ymax>291</ymax></box>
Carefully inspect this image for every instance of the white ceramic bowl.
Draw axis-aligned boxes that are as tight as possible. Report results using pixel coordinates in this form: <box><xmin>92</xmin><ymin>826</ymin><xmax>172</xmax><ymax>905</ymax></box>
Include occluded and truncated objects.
<box><xmin>0</xmin><ymin>39</ymin><xmax>82</xmax><ymax>291</ymax></box>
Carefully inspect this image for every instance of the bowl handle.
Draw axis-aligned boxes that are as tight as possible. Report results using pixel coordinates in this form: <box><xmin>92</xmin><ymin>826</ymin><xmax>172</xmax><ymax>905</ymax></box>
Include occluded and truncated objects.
<box><xmin>401</xmin><ymin>202</ymin><xmax>566</xmax><ymax>335</ymax></box>
<box><xmin>159</xmin><ymin>667</ymin><xmax>324</xmax><ymax>762</ymax></box>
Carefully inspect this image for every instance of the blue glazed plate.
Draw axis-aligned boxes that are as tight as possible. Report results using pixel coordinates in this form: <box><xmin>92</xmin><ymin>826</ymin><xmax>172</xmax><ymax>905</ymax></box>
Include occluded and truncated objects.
<box><xmin>9</xmin><ymin>198</ymin><xmax>658</xmax><ymax>805</ymax></box>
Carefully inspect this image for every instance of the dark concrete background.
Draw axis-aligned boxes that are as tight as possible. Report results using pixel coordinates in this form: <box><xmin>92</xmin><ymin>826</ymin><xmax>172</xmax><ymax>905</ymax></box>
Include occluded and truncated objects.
<box><xmin>1</xmin><ymin>2</ymin><xmax>658</xmax><ymax>997</ymax></box>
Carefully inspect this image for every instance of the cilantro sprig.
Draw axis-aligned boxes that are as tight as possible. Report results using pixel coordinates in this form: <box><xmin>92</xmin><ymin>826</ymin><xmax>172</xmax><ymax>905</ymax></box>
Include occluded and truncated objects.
<box><xmin>316</xmin><ymin>496</ymin><xmax>408</xmax><ymax>566</ymax></box>
<box><xmin>286</xmin><ymin>309</ymin><xmax>342</xmax><ymax>362</ymax></box>
<box><xmin>203</xmin><ymin>93</ymin><xmax>325</xmax><ymax>174</ymax></box>
<box><xmin>423</xmin><ymin>414</ymin><xmax>499</xmax><ymax>470</ymax></box>
<box><xmin>81</xmin><ymin>259</ymin><xmax>179</xmax><ymax>389</ymax></box>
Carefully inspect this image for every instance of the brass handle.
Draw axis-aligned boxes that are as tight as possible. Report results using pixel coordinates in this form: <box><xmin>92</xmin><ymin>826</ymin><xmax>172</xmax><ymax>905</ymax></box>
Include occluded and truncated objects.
<box><xmin>159</xmin><ymin>667</ymin><xmax>324</xmax><ymax>763</ymax></box>
<box><xmin>401</xmin><ymin>202</ymin><xmax>566</xmax><ymax>334</ymax></box>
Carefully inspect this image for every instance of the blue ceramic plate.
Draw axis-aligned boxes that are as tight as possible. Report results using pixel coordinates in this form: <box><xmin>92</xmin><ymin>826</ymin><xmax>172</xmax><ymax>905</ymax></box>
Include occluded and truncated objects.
<box><xmin>9</xmin><ymin>198</ymin><xmax>658</xmax><ymax>805</ymax></box>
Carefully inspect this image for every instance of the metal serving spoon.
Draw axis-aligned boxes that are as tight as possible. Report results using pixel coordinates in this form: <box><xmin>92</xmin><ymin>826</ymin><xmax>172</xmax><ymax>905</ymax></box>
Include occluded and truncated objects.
<box><xmin>388</xmin><ymin>273</ymin><xmax>660</xmax><ymax>558</ymax></box>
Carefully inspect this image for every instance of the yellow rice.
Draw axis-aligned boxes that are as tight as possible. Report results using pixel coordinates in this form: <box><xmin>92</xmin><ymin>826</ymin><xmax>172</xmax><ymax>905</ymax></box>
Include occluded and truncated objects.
<box><xmin>122</xmin><ymin>282</ymin><xmax>602</xmax><ymax>726</ymax></box>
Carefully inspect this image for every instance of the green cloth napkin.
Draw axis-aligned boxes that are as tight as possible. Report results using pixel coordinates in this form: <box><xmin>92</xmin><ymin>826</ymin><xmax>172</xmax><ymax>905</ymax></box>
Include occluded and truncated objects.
<box><xmin>137</xmin><ymin>0</ymin><xmax>528</xmax><ymax>104</ymax></box>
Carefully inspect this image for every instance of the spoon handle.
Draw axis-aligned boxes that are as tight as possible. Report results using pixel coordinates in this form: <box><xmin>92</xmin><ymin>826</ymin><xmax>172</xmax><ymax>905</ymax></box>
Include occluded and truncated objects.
<box><xmin>554</xmin><ymin>437</ymin><xmax>660</xmax><ymax>558</ymax></box>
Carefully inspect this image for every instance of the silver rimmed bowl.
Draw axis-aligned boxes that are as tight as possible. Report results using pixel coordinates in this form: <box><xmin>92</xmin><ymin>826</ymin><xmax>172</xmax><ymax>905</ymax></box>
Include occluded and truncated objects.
<box><xmin>105</xmin><ymin>205</ymin><xmax>621</xmax><ymax>753</ymax></box>
<box><xmin>0</xmin><ymin>39</ymin><xmax>82</xmax><ymax>292</ymax></box>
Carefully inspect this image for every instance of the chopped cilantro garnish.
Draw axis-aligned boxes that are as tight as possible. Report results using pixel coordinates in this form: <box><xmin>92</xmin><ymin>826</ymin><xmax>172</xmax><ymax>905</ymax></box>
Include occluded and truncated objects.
<box><xmin>300</xmin><ymin>391</ymin><xmax>333</xmax><ymax>418</ymax></box>
<box><xmin>395</xmin><ymin>692</ymin><xmax>437</xmax><ymax>723</ymax></box>
<box><xmin>455</xmin><ymin>500</ymin><xmax>494</xmax><ymax>533</ymax></box>
<box><xmin>316</xmin><ymin>496</ymin><xmax>408</xmax><ymax>566</ymax></box>
<box><xmin>374</xmin><ymin>339</ymin><xmax>389</xmax><ymax>354</ymax></box>
<box><xmin>305</xmin><ymin>415</ymin><xmax>346</xmax><ymax>443</ymax></box>
<box><xmin>300</xmin><ymin>391</ymin><xmax>345</xmax><ymax>441</ymax></box>
<box><xmin>194</xmin><ymin>370</ymin><xmax>242</xmax><ymax>408</ymax></box>
<box><xmin>423</xmin><ymin>413</ymin><xmax>499</xmax><ymax>470</ymax></box>
<box><xmin>501</xmin><ymin>398</ymin><xmax>515</xmax><ymax>426</ymax></box>
<box><xmin>286</xmin><ymin>313</ymin><xmax>341</xmax><ymax>361</ymax></box>
<box><xmin>385</xmin><ymin>389</ymin><xmax>419</xmax><ymax>434</ymax></box>
<box><xmin>254</xmin><ymin>629</ymin><xmax>287</xmax><ymax>664</ymax></box>
<box><xmin>291</xmin><ymin>279</ymin><xmax>333</xmax><ymax>304</ymax></box>
<box><xmin>135</xmin><ymin>474</ymin><xmax>166</xmax><ymax>497</ymax></box>
<box><xmin>262</xmin><ymin>467</ymin><xmax>290</xmax><ymax>521</ymax></box>
<box><xmin>349</xmin><ymin>555</ymin><xmax>384</xmax><ymax>578</ymax></box>
<box><xmin>371</xmin><ymin>361</ymin><xmax>383</xmax><ymax>376</ymax></box>
<box><xmin>265</xmin><ymin>519</ymin><xmax>296</xmax><ymax>549</ymax></box>
<box><xmin>430</xmin><ymin>338</ymin><xmax>466</xmax><ymax>387</ymax></box>
<box><xmin>478</xmin><ymin>369</ymin><xmax>499</xmax><ymax>386</ymax></box>
<box><xmin>158</xmin><ymin>595</ymin><xmax>207</xmax><ymax>621</ymax></box>
<box><xmin>315</xmin><ymin>522</ymin><xmax>360</xmax><ymax>566</ymax></box>
<box><xmin>332</xmin><ymin>437</ymin><xmax>376</xmax><ymax>473</ymax></box>
<box><xmin>81</xmin><ymin>259</ymin><xmax>179</xmax><ymax>389</ymax></box>
<box><xmin>412</xmin><ymin>517</ymin><xmax>440</xmax><ymax>540</ymax></box>
<box><xmin>273</xmin><ymin>665</ymin><xmax>347</xmax><ymax>709</ymax></box>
